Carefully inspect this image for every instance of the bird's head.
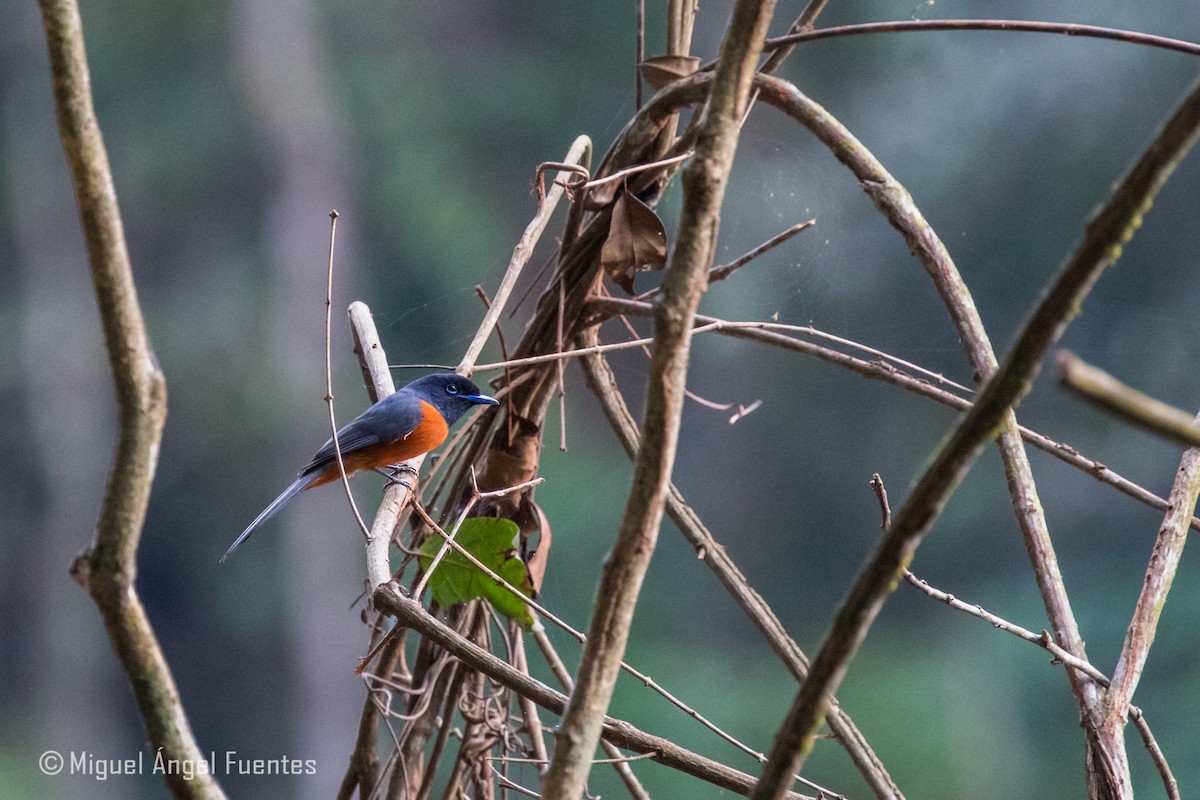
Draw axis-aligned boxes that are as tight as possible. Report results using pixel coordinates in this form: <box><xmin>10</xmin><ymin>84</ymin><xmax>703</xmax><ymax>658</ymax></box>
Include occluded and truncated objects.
<box><xmin>410</xmin><ymin>372</ymin><xmax>498</xmax><ymax>426</ymax></box>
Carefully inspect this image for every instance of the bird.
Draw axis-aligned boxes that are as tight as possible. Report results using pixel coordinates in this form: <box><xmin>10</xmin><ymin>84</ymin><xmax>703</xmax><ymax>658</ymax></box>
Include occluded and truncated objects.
<box><xmin>222</xmin><ymin>372</ymin><xmax>498</xmax><ymax>561</ymax></box>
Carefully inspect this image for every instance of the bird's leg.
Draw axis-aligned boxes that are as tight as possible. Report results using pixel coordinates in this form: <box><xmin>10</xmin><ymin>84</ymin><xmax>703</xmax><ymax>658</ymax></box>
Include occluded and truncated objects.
<box><xmin>375</xmin><ymin>463</ymin><xmax>419</xmax><ymax>490</ymax></box>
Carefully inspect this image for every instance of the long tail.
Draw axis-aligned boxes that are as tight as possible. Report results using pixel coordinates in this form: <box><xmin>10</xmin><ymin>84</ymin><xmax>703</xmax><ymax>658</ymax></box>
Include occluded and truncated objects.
<box><xmin>221</xmin><ymin>472</ymin><xmax>318</xmax><ymax>562</ymax></box>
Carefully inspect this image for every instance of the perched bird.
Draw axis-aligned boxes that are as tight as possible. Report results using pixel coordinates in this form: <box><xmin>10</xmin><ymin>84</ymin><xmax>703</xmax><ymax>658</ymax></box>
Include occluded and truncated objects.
<box><xmin>222</xmin><ymin>372</ymin><xmax>498</xmax><ymax>561</ymax></box>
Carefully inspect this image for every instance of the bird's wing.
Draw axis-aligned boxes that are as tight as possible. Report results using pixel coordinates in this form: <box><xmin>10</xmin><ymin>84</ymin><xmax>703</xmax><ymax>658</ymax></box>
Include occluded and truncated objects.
<box><xmin>300</xmin><ymin>389</ymin><xmax>424</xmax><ymax>475</ymax></box>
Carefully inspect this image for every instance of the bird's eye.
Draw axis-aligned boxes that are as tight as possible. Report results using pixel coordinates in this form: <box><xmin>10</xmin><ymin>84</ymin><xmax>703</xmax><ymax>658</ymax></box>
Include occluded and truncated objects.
<box><xmin>446</xmin><ymin>383</ymin><xmax>460</xmax><ymax>395</ymax></box>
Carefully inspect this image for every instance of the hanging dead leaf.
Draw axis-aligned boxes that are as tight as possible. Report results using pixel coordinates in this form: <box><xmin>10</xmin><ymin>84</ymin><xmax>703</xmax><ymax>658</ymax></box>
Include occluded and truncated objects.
<box><xmin>601</xmin><ymin>188</ymin><xmax>668</xmax><ymax>295</ymax></box>
<box><xmin>638</xmin><ymin>54</ymin><xmax>701</xmax><ymax>92</ymax></box>
<box><xmin>515</xmin><ymin>497</ymin><xmax>552</xmax><ymax>594</ymax></box>
<box><xmin>470</xmin><ymin>413</ymin><xmax>542</xmax><ymax>519</ymax></box>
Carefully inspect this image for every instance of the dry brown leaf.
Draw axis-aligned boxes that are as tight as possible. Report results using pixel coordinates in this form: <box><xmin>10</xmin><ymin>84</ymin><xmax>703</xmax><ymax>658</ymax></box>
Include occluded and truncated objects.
<box><xmin>515</xmin><ymin>498</ymin><xmax>552</xmax><ymax>594</ymax></box>
<box><xmin>601</xmin><ymin>188</ymin><xmax>668</xmax><ymax>294</ymax></box>
<box><xmin>638</xmin><ymin>54</ymin><xmax>701</xmax><ymax>92</ymax></box>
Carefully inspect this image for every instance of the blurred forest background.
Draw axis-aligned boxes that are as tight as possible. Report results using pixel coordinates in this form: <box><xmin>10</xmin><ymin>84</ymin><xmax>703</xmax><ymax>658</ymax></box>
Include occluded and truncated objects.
<box><xmin>3</xmin><ymin>1</ymin><xmax>1199</xmax><ymax>798</ymax></box>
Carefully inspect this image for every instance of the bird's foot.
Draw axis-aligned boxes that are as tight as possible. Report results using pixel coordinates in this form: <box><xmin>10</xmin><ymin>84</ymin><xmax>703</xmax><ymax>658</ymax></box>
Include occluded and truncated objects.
<box><xmin>375</xmin><ymin>464</ymin><xmax>418</xmax><ymax>490</ymax></box>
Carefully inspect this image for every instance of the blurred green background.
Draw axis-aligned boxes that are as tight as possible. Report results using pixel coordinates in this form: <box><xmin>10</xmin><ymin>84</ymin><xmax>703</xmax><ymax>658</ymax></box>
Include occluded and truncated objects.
<box><xmin>3</xmin><ymin>2</ymin><xmax>1199</xmax><ymax>798</ymax></box>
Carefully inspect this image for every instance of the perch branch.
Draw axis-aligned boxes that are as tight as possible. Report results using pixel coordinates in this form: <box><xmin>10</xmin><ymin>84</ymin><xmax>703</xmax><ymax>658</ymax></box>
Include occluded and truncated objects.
<box><xmin>540</xmin><ymin>3</ymin><xmax>780</xmax><ymax>797</ymax></box>
<box><xmin>347</xmin><ymin>302</ymin><xmax>411</xmax><ymax>591</ymax></box>
<box><xmin>748</xmin><ymin>71</ymin><xmax>1200</xmax><ymax>800</ymax></box>
<box><xmin>40</xmin><ymin>1</ymin><xmax>223</xmax><ymax>797</ymax></box>
<box><xmin>1057</xmin><ymin>351</ymin><xmax>1200</xmax><ymax>448</ymax></box>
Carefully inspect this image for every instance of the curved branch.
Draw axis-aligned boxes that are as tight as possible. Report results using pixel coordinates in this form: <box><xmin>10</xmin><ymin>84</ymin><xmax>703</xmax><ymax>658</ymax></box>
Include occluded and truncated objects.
<box><xmin>764</xmin><ymin>19</ymin><xmax>1200</xmax><ymax>59</ymax></box>
<box><xmin>39</xmin><ymin>1</ymin><xmax>223</xmax><ymax>798</ymax></box>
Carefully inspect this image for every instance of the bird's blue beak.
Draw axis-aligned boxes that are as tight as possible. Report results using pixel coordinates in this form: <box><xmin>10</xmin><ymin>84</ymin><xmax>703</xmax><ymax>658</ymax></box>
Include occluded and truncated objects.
<box><xmin>463</xmin><ymin>393</ymin><xmax>499</xmax><ymax>406</ymax></box>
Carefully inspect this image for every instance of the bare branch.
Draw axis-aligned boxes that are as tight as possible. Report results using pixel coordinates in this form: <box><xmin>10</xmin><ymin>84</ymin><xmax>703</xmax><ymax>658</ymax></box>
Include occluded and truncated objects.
<box><xmin>1128</xmin><ymin>707</ymin><xmax>1181</xmax><ymax>800</ymax></box>
<box><xmin>41</xmin><ymin>0</ymin><xmax>223</xmax><ymax>796</ymax></box>
<box><xmin>591</xmin><ymin>294</ymin><xmax>1200</xmax><ymax>534</ymax></box>
<box><xmin>347</xmin><ymin>301</ymin><xmax>415</xmax><ymax>591</ymax></box>
<box><xmin>763</xmin><ymin>19</ymin><xmax>1200</xmax><ymax>58</ymax></box>
<box><xmin>323</xmin><ymin>211</ymin><xmax>373</xmax><ymax>542</ymax></box>
<box><xmin>1058</xmin><ymin>351</ymin><xmax>1200</xmax><ymax>448</ymax></box>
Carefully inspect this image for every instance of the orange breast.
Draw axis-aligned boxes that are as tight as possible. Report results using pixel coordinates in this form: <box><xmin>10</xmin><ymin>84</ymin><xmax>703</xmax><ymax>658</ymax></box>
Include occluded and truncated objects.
<box><xmin>308</xmin><ymin>401</ymin><xmax>448</xmax><ymax>488</ymax></box>
<box><xmin>379</xmin><ymin>400</ymin><xmax>449</xmax><ymax>463</ymax></box>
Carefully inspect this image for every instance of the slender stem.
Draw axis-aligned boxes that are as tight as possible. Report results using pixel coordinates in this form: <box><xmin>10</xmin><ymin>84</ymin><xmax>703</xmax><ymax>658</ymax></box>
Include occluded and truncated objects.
<box><xmin>457</xmin><ymin>136</ymin><xmax>592</xmax><ymax>376</ymax></box>
<box><xmin>763</xmin><ymin>19</ymin><xmax>1200</xmax><ymax>59</ymax></box>
<box><xmin>1128</xmin><ymin>707</ymin><xmax>1181</xmax><ymax>800</ymax></box>
<box><xmin>324</xmin><ymin>212</ymin><xmax>372</xmax><ymax>541</ymax></box>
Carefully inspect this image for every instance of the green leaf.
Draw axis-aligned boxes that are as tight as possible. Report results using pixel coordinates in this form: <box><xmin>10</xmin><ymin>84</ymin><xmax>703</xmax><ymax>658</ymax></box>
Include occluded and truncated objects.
<box><xmin>418</xmin><ymin>517</ymin><xmax>534</xmax><ymax>629</ymax></box>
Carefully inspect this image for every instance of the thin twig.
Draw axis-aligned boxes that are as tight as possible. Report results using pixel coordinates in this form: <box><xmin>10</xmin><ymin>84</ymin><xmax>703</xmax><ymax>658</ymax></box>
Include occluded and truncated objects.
<box><xmin>582</xmin><ymin>150</ymin><xmax>694</xmax><ymax>191</ymax></box>
<box><xmin>324</xmin><ymin>212</ymin><xmax>373</xmax><ymax>542</ymax></box>
<box><xmin>590</xmin><ymin>294</ymin><xmax>1200</xmax><ymax>534</ymax></box>
<box><xmin>636</xmin><ymin>218</ymin><xmax>815</xmax><ymax>301</ymax></box>
<box><xmin>763</xmin><ymin>19</ymin><xmax>1200</xmax><ymax>58</ymax></box>
<box><xmin>457</xmin><ymin>136</ymin><xmax>592</xmax><ymax>376</ymax></box>
<box><xmin>635</xmin><ymin>0</ymin><xmax>645</xmax><ymax>109</ymax></box>
<box><xmin>489</xmin><ymin>766</ymin><xmax>541</xmax><ymax>799</ymax></box>
<box><xmin>908</xmin><ymin>570</ymin><xmax>1112</xmax><ymax>685</ymax></box>
<box><xmin>412</xmin><ymin>474</ymin><xmax>544</xmax><ymax>601</ymax></box>
<box><xmin>512</xmin><ymin>634</ymin><xmax>550</xmax><ymax>769</ymax></box>
<box><xmin>1058</xmin><ymin>351</ymin><xmax>1200</xmax><ymax>448</ymax></box>
<box><xmin>1128</xmin><ymin>707</ymin><xmax>1181</xmax><ymax>800</ymax></box>
<box><xmin>480</xmin><ymin>316</ymin><xmax>969</xmax><ymax>397</ymax></box>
